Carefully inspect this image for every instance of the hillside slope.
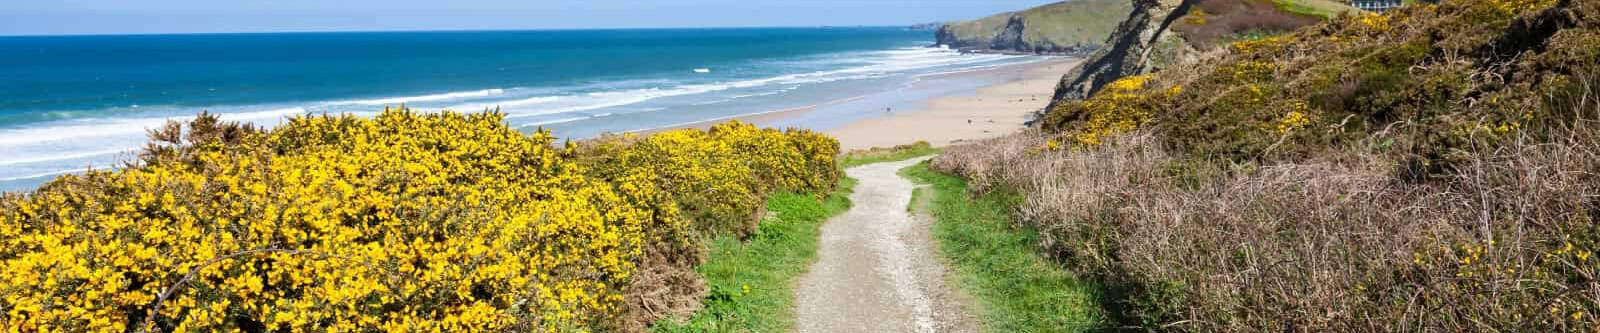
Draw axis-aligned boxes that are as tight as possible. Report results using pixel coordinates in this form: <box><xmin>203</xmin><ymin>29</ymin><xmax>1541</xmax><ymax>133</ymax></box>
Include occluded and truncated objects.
<box><xmin>936</xmin><ymin>0</ymin><xmax>1134</xmax><ymax>54</ymax></box>
<box><xmin>1047</xmin><ymin>0</ymin><xmax>1353</xmax><ymax>104</ymax></box>
<box><xmin>940</xmin><ymin>0</ymin><xmax>1600</xmax><ymax>330</ymax></box>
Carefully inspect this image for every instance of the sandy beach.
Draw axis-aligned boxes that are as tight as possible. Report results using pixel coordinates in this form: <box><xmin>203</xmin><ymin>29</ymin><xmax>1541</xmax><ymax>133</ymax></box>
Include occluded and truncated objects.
<box><xmin>825</xmin><ymin>57</ymin><xmax>1077</xmax><ymax>150</ymax></box>
<box><xmin>641</xmin><ymin>57</ymin><xmax>1078</xmax><ymax>150</ymax></box>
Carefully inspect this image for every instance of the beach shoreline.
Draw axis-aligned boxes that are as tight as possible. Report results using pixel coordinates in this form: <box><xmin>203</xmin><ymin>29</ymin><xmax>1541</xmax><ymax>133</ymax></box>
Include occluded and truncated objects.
<box><xmin>825</xmin><ymin>57</ymin><xmax>1076</xmax><ymax>150</ymax></box>
<box><xmin>636</xmin><ymin>57</ymin><xmax>1078</xmax><ymax>150</ymax></box>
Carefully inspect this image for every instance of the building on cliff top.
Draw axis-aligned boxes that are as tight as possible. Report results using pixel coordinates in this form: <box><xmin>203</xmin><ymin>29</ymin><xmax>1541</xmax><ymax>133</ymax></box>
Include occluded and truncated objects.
<box><xmin>1350</xmin><ymin>0</ymin><xmax>1405</xmax><ymax>12</ymax></box>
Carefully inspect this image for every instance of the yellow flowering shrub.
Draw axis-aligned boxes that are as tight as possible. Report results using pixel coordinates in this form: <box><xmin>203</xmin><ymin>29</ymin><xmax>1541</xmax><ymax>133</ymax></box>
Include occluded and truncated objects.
<box><xmin>1043</xmin><ymin>74</ymin><xmax>1178</xmax><ymax>147</ymax></box>
<box><xmin>580</xmin><ymin>121</ymin><xmax>839</xmax><ymax>237</ymax></box>
<box><xmin>1227</xmin><ymin>35</ymin><xmax>1291</xmax><ymax>55</ymax></box>
<box><xmin>1271</xmin><ymin>101</ymin><xmax>1314</xmax><ymax>136</ymax></box>
<box><xmin>1356</xmin><ymin>12</ymin><xmax>1390</xmax><ymax>33</ymax></box>
<box><xmin>1489</xmin><ymin>0</ymin><xmax>1559</xmax><ymax>15</ymax></box>
<box><xmin>572</xmin><ymin>121</ymin><xmax>839</xmax><ymax>329</ymax></box>
<box><xmin>0</xmin><ymin>110</ymin><xmax>840</xmax><ymax>332</ymax></box>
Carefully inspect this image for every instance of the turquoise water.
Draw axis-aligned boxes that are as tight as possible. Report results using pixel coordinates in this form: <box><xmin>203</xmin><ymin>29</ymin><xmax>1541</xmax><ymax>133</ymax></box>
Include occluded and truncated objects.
<box><xmin>0</xmin><ymin>27</ymin><xmax>1034</xmax><ymax>190</ymax></box>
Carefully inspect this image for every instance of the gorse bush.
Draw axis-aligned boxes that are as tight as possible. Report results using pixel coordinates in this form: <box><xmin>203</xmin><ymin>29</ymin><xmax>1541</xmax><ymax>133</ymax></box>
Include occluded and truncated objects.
<box><xmin>1042</xmin><ymin>0</ymin><xmax>1589</xmax><ymax>170</ymax></box>
<box><xmin>579</xmin><ymin>122</ymin><xmax>840</xmax><ymax>238</ymax></box>
<box><xmin>0</xmin><ymin>109</ymin><xmax>839</xmax><ymax>332</ymax></box>
<box><xmin>573</xmin><ymin>123</ymin><xmax>840</xmax><ymax>331</ymax></box>
<box><xmin>944</xmin><ymin>0</ymin><xmax>1600</xmax><ymax>330</ymax></box>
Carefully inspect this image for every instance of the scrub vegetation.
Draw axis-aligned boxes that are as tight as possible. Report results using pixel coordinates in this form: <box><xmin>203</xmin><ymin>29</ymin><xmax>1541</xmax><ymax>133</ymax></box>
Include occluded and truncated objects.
<box><xmin>942</xmin><ymin>0</ymin><xmax>1600</xmax><ymax>330</ymax></box>
<box><xmin>0</xmin><ymin>109</ymin><xmax>841</xmax><ymax>332</ymax></box>
<box><xmin>903</xmin><ymin>162</ymin><xmax>1103</xmax><ymax>332</ymax></box>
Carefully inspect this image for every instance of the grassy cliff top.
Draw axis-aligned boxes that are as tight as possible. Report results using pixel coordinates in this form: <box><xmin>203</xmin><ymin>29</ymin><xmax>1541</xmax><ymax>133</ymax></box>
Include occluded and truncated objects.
<box><xmin>1272</xmin><ymin>0</ymin><xmax>1362</xmax><ymax>18</ymax></box>
<box><xmin>941</xmin><ymin>0</ymin><xmax>1133</xmax><ymax>48</ymax></box>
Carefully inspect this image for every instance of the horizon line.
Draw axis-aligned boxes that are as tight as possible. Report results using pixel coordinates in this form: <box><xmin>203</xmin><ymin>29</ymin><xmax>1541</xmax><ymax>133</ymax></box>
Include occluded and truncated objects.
<box><xmin>0</xmin><ymin>24</ymin><xmax>943</xmax><ymax>38</ymax></box>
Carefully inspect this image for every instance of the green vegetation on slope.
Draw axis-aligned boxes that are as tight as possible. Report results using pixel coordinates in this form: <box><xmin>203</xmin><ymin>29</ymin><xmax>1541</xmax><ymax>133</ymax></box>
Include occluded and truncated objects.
<box><xmin>936</xmin><ymin>0</ymin><xmax>1133</xmax><ymax>53</ymax></box>
<box><xmin>949</xmin><ymin>0</ymin><xmax>1600</xmax><ymax>330</ymax></box>
<box><xmin>901</xmin><ymin>162</ymin><xmax>1103</xmax><ymax>332</ymax></box>
<box><xmin>1271</xmin><ymin>0</ymin><xmax>1361</xmax><ymax>18</ymax></box>
<box><xmin>1048</xmin><ymin>0</ymin><xmax>1353</xmax><ymax>102</ymax></box>
<box><xmin>1045</xmin><ymin>0</ymin><xmax>1598</xmax><ymax>170</ymax></box>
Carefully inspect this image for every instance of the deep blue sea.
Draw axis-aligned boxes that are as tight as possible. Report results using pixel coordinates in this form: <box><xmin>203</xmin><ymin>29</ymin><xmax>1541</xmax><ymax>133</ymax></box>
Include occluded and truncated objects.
<box><xmin>0</xmin><ymin>27</ymin><xmax>1034</xmax><ymax>190</ymax></box>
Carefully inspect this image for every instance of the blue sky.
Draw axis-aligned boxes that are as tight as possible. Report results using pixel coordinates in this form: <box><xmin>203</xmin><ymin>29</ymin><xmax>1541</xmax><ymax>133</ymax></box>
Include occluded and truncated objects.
<box><xmin>1</xmin><ymin>0</ymin><xmax>1061</xmax><ymax>36</ymax></box>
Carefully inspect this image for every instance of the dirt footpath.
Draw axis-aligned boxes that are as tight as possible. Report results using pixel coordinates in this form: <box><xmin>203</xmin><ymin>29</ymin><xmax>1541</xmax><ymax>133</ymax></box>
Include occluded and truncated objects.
<box><xmin>793</xmin><ymin>157</ymin><xmax>977</xmax><ymax>333</ymax></box>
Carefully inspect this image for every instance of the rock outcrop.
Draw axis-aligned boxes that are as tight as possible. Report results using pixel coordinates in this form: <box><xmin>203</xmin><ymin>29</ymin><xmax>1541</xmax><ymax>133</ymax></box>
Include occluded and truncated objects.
<box><xmin>1049</xmin><ymin>0</ymin><xmax>1193</xmax><ymax>103</ymax></box>
<box><xmin>989</xmin><ymin>16</ymin><xmax>1029</xmax><ymax>50</ymax></box>
<box><xmin>935</xmin><ymin>0</ymin><xmax>1132</xmax><ymax>55</ymax></box>
<box><xmin>1044</xmin><ymin>0</ymin><xmax>1353</xmax><ymax>111</ymax></box>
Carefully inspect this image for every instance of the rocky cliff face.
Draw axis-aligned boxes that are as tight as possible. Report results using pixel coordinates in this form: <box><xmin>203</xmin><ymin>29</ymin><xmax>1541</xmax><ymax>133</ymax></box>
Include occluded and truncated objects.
<box><xmin>934</xmin><ymin>25</ymin><xmax>983</xmax><ymax>50</ymax></box>
<box><xmin>1049</xmin><ymin>0</ymin><xmax>1192</xmax><ymax>103</ymax></box>
<box><xmin>1045</xmin><ymin>0</ymin><xmax>1347</xmax><ymax>110</ymax></box>
<box><xmin>935</xmin><ymin>0</ymin><xmax>1131</xmax><ymax>55</ymax></box>
<box><xmin>988</xmin><ymin>16</ymin><xmax>1029</xmax><ymax>50</ymax></box>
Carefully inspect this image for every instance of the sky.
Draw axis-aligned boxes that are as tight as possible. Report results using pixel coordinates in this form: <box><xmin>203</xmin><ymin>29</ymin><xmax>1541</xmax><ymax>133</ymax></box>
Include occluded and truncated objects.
<box><xmin>0</xmin><ymin>0</ymin><xmax>1062</xmax><ymax>36</ymax></box>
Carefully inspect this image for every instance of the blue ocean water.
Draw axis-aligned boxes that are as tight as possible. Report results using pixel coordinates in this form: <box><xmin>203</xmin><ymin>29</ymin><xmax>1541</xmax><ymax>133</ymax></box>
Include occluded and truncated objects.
<box><xmin>0</xmin><ymin>27</ymin><xmax>1034</xmax><ymax>190</ymax></box>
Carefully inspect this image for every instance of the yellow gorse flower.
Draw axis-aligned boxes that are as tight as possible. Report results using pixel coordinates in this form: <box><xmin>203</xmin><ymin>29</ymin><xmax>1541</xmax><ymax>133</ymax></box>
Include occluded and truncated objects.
<box><xmin>0</xmin><ymin>109</ymin><xmax>839</xmax><ymax>331</ymax></box>
<box><xmin>1063</xmin><ymin>74</ymin><xmax>1162</xmax><ymax>146</ymax></box>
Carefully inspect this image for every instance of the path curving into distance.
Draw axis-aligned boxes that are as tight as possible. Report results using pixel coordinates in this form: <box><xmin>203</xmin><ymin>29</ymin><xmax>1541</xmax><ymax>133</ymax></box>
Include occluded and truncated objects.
<box><xmin>794</xmin><ymin>156</ymin><xmax>977</xmax><ymax>333</ymax></box>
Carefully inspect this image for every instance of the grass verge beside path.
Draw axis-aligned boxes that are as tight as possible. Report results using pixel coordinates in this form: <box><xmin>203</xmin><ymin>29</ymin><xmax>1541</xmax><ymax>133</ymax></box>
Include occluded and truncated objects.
<box><xmin>840</xmin><ymin>141</ymin><xmax>939</xmax><ymax>168</ymax></box>
<box><xmin>652</xmin><ymin>179</ymin><xmax>855</xmax><ymax>333</ymax></box>
<box><xmin>901</xmin><ymin>161</ymin><xmax>1104</xmax><ymax>332</ymax></box>
<box><xmin>654</xmin><ymin>144</ymin><xmax>940</xmax><ymax>332</ymax></box>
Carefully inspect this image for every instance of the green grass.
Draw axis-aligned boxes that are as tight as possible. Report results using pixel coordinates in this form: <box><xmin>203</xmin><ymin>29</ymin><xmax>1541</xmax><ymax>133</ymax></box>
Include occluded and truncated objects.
<box><xmin>1271</xmin><ymin>0</ymin><xmax>1360</xmax><ymax>18</ymax></box>
<box><xmin>900</xmin><ymin>161</ymin><xmax>1104</xmax><ymax>332</ymax></box>
<box><xmin>652</xmin><ymin>177</ymin><xmax>856</xmax><ymax>333</ymax></box>
<box><xmin>941</xmin><ymin>0</ymin><xmax>1133</xmax><ymax>49</ymax></box>
<box><xmin>839</xmin><ymin>141</ymin><xmax>941</xmax><ymax>169</ymax></box>
<box><xmin>654</xmin><ymin>146</ymin><xmax>943</xmax><ymax>332</ymax></box>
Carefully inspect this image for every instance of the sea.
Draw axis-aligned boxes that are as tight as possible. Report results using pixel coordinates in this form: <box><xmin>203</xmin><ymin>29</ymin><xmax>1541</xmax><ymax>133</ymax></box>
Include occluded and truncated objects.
<box><xmin>0</xmin><ymin>27</ymin><xmax>1039</xmax><ymax>191</ymax></box>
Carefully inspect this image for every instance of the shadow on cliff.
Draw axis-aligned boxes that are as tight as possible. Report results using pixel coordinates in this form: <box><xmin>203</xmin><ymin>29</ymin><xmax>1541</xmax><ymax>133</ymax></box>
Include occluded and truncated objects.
<box><xmin>1049</xmin><ymin>0</ymin><xmax>1196</xmax><ymax>108</ymax></box>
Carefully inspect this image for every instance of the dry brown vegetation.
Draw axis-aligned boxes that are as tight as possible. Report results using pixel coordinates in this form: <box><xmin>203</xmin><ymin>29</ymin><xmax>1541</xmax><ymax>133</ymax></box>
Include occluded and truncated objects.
<box><xmin>937</xmin><ymin>0</ymin><xmax>1600</xmax><ymax>330</ymax></box>
<box><xmin>1173</xmin><ymin>0</ymin><xmax>1323</xmax><ymax>50</ymax></box>
<box><xmin>937</xmin><ymin>123</ymin><xmax>1599</xmax><ymax>330</ymax></box>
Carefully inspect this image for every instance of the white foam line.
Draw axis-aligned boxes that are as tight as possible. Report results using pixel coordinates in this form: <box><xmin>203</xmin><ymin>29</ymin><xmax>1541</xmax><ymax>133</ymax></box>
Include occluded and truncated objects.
<box><xmin>450</xmin><ymin>95</ymin><xmax>564</xmax><ymax>113</ymax></box>
<box><xmin>518</xmin><ymin>116</ymin><xmax>593</xmax><ymax>128</ymax></box>
<box><xmin>0</xmin><ymin>148</ymin><xmax>135</xmax><ymax>167</ymax></box>
<box><xmin>914</xmin><ymin>56</ymin><xmax>1048</xmax><ymax>78</ymax></box>
<box><xmin>0</xmin><ymin>169</ymin><xmax>85</xmax><ymax>182</ymax></box>
<box><xmin>507</xmin><ymin>49</ymin><xmax>1008</xmax><ymax>119</ymax></box>
<box><xmin>623</xmin><ymin>108</ymin><xmax>801</xmax><ymax>133</ymax></box>
<box><xmin>327</xmin><ymin>88</ymin><xmax>505</xmax><ymax>106</ymax></box>
<box><xmin>622</xmin><ymin>94</ymin><xmax>874</xmax><ymax>134</ymax></box>
<box><xmin>0</xmin><ymin>107</ymin><xmax>307</xmax><ymax>147</ymax></box>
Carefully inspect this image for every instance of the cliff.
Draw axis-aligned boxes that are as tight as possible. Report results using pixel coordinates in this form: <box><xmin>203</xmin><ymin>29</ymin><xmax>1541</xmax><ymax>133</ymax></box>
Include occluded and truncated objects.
<box><xmin>935</xmin><ymin>0</ymin><xmax>1134</xmax><ymax>55</ymax></box>
<box><xmin>1045</xmin><ymin>0</ymin><xmax>1355</xmax><ymax>107</ymax></box>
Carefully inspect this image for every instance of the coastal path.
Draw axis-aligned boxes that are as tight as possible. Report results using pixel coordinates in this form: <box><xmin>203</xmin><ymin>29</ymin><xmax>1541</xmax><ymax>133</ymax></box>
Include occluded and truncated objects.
<box><xmin>793</xmin><ymin>157</ymin><xmax>977</xmax><ymax>333</ymax></box>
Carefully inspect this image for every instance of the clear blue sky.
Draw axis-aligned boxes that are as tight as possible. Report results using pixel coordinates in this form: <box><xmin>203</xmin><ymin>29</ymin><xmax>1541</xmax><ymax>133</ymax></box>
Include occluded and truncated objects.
<box><xmin>1</xmin><ymin>0</ymin><xmax>1062</xmax><ymax>36</ymax></box>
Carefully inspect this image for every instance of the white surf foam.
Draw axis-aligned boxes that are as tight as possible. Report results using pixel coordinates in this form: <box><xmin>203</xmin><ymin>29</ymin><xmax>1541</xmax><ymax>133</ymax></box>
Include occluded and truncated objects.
<box><xmin>0</xmin><ymin>107</ymin><xmax>307</xmax><ymax>147</ymax></box>
<box><xmin>0</xmin><ymin>148</ymin><xmax>135</xmax><ymax>167</ymax></box>
<box><xmin>328</xmin><ymin>88</ymin><xmax>505</xmax><ymax>106</ymax></box>
<box><xmin>449</xmin><ymin>95</ymin><xmax>563</xmax><ymax>113</ymax></box>
<box><xmin>1</xmin><ymin>44</ymin><xmax>1033</xmax><ymax>187</ymax></box>
<box><xmin>482</xmin><ymin>46</ymin><xmax>1023</xmax><ymax>120</ymax></box>
<box><xmin>0</xmin><ymin>168</ymin><xmax>87</xmax><ymax>182</ymax></box>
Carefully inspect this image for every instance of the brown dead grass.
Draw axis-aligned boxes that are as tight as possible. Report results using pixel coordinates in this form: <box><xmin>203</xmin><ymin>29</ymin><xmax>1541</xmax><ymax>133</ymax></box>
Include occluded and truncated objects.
<box><xmin>1172</xmin><ymin>0</ymin><xmax>1323</xmax><ymax>50</ymax></box>
<box><xmin>934</xmin><ymin>123</ymin><xmax>1600</xmax><ymax>330</ymax></box>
